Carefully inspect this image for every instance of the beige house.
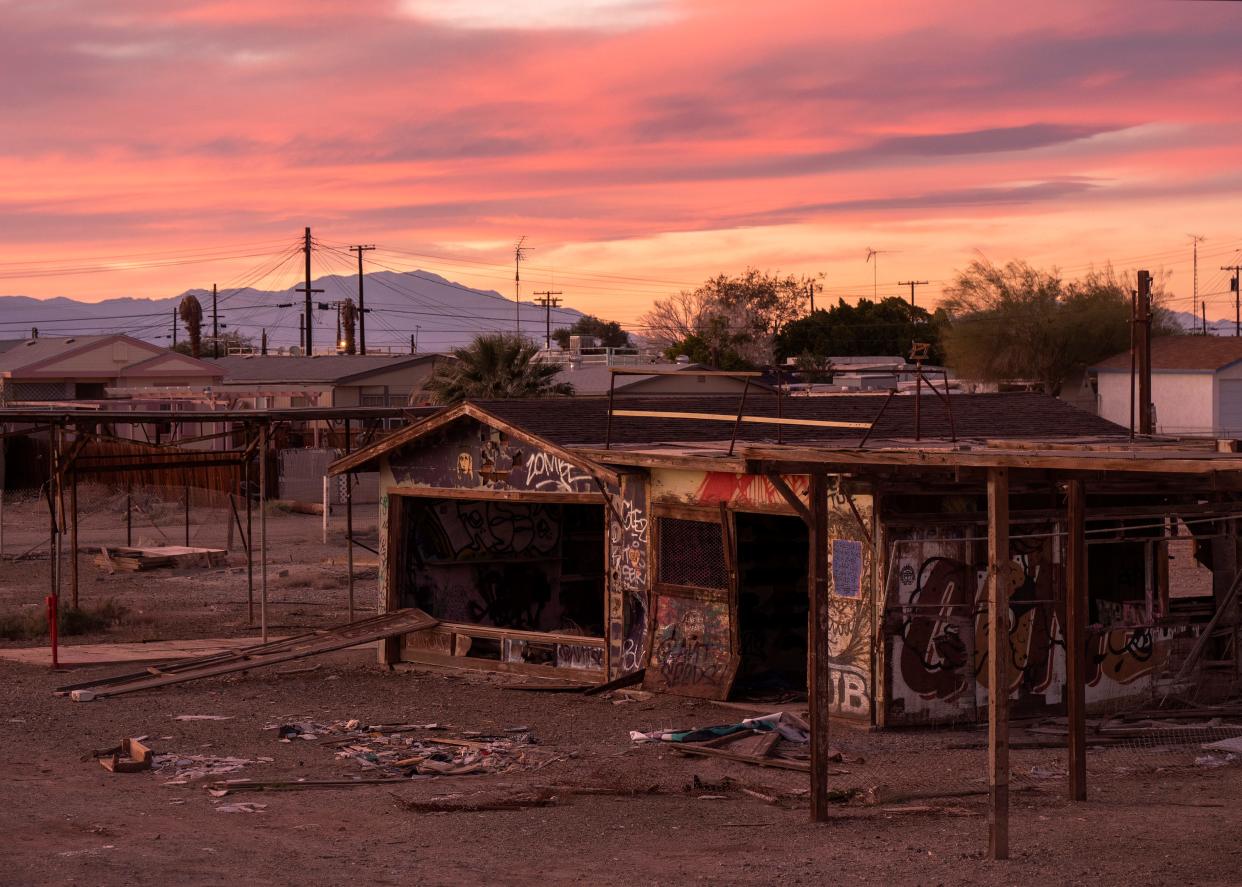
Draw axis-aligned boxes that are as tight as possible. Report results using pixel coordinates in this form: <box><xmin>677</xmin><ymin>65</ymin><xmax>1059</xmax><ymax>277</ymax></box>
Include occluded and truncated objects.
<box><xmin>0</xmin><ymin>334</ymin><xmax>222</xmax><ymax>404</ymax></box>
<box><xmin>209</xmin><ymin>353</ymin><xmax>449</xmax><ymax>410</ymax></box>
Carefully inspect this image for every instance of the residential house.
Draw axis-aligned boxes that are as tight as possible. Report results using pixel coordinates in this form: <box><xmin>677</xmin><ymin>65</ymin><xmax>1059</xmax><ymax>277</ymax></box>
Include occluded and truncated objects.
<box><xmin>0</xmin><ymin>334</ymin><xmax>222</xmax><ymax>404</ymax></box>
<box><xmin>1093</xmin><ymin>337</ymin><xmax>1242</xmax><ymax>437</ymax></box>
<box><xmin>210</xmin><ymin>353</ymin><xmax>450</xmax><ymax>410</ymax></box>
<box><xmin>553</xmin><ymin>361</ymin><xmax>761</xmax><ymax>396</ymax></box>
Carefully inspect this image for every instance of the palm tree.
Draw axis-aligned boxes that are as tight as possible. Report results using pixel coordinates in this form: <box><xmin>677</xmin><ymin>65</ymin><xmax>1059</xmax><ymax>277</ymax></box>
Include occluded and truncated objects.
<box><xmin>426</xmin><ymin>333</ymin><xmax>574</xmax><ymax>404</ymax></box>
<box><xmin>339</xmin><ymin>299</ymin><xmax>358</xmax><ymax>354</ymax></box>
<box><xmin>178</xmin><ymin>295</ymin><xmax>203</xmax><ymax>358</ymax></box>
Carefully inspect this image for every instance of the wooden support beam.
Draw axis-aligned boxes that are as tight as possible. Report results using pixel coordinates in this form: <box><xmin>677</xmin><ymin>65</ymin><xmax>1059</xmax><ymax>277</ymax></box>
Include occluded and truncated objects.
<box><xmin>987</xmin><ymin>467</ymin><xmax>1010</xmax><ymax>860</ymax></box>
<box><xmin>808</xmin><ymin>472</ymin><xmax>832</xmax><ymax>821</ymax></box>
<box><xmin>765</xmin><ymin>472</ymin><xmax>811</xmax><ymax>525</ymax></box>
<box><xmin>1066</xmin><ymin>479</ymin><xmax>1087</xmax><ymax>802</ymax></box>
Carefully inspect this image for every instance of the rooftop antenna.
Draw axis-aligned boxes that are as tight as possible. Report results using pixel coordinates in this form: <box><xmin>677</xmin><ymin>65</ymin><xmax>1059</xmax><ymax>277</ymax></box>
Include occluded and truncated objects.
<box><xmin>865</xmin><ymin>247</ymin><xmax>897</xmax><ymax>300</ymax></box>
<box><xmin>514</xmin><ymin>236</ymin><xmax>532</xmax><ymax>335</ymax></box>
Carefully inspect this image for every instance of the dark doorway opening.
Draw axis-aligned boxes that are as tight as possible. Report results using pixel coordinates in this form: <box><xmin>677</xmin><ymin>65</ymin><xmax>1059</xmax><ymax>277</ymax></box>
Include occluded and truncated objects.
<box><xmin>399</xmin><ymin>498</ymin><xmax>607</xmax><ymax>651</ymax></box>
<box><xmin>734</xmin><ymin>512</ymin><xmax>809</xmax><ymax>698</ymax></box>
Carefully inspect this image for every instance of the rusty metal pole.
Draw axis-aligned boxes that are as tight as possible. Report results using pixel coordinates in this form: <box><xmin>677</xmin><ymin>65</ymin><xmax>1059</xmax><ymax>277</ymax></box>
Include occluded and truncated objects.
<box><xmin>808</xmin><ymin>471</ymin><xmax>832</xmax><ymax>821</ymax></box>
<box><xmin>70</xmin><ymin>467</ymin><xmax>79</xmax><ymax>609</ymax></box>
<box><xmin>987</xmin><ymin>467</ymin><xmax>1011</xmax><ymax>860</ymax></box>
<box><xmin>1066</xmin><ymin>479</ymin><xmax>1088</xmax><ymax>801</ymax></box>
<box><xmin>126</xmin><ymin>479</ymin><xmax>133</xmax><ymax>547</ymax></box>
<box><xmin>184</xmin><ymin>482</ymin><xmax>190</xmax><ymax>547</ymax></box>
<box><xmin>245</xmin><ymin>427</ymin><xmax>254</xmax><ymax>625</ymax></box>
<box><xmin>345</xmin><ymin>419</ymin><xmax>355</xmax><ymax>624</ymax></box>
<box><xmin>259</xmin><ymin>421</ymin><xmax>269</xmax><ymax>643</ymax></box>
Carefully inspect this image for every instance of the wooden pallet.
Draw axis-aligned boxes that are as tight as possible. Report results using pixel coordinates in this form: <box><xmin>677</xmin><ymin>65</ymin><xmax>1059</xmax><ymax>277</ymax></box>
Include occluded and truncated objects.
<box><xmin>95</xmin><ymin>545</ymin><xmax>227</xmax><ymax>573</ymax></box>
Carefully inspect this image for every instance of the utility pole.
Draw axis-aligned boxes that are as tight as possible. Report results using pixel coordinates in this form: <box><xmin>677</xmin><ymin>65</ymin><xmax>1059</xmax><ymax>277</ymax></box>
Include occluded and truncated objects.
<box><xmin>349</xmin><ymin>244</ymin><xmax>374</xmax><ymax>354</ymax></box>
<box><xmin>514</xmin><ymin>236</ymin><xmax>531</xmax><ymax>335</ymax></box>
<box><xmin>211</xmin><ymin>283</ymin><xmax>219</xmax><ymax>358</ymax></box>
<box><xmin>260</xmin><ymin>328</ymin><xmax>268</xmax><ymax>355</ymax></box>
<box><xmin>1203</xmin><ymin>300</ymin><xmax>1208</xmax><ymax>336</ymax></box>
<box><xmin>808</xmin><ymin>279</ymin><xmax>820</xmax><ymax>314</ymax></box>
<box><xmin>533</xmin><ymin>290</ymin><xmax>563</xmax><ymax>349</ymax></box>
<box><xmin>898</xmin><ymin>279</ymin><xmax>928</xmax><ymax>309</ymax></box>
<box><xmin>297</xmin><ymin>227</ymin><xmax>324</xmax><ymax>354</ymax></box>
<box><xmin>1137</xmin><ymin>270</ymin><xmax>1153</xmax><ymax>436</ymax></box>
<box><xmin>171</xmin><ymin>309</ymin><xmax>177</xmax><ymax>348</ymax></box>
<box><xmin>1222</xmin><ymin>262</ymin><xmax>1242</xmax><ymax>337</ymax></box>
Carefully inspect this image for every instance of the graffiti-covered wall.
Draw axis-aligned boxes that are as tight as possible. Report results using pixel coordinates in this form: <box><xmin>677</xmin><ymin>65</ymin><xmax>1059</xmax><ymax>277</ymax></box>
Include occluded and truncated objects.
<box><xmin>609</xmin><ymin>474</ymin><xmax>650</xmax><ymax>675</ymax></box>
<box><xmin>882</xmin><ymin>523</ymin><xmax>1197</xmax><ymax>726</ymax></box>
<box><xmin>386</xmin><ymin>419</ymin><xmax>599</xmax><ymax>495</ymax></box>
<box><xmin>825</xmin><ymin>491</ymin><xmax>875</xmax><ymax>720</ymax></box>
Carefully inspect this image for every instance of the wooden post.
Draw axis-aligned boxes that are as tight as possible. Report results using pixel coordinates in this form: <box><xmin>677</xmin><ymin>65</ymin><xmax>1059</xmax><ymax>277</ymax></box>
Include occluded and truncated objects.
<box><xmin>808</xmin><ymin>471</ymin><xmax>832</xmax><ymax>821</ymax></box>
<box><xmin>1066</xmin><ymin>479</ymin><xmax>1088</xmax><ymax>800</ymax></box>
<box><xmin>322</xmin><ymin>475</ymin><xmax>330</xmax><ymax>544</ymax></box>
<box><xmin>244</xmin><ymin>429</ymin><xmax>254</xmax><ymax>625</ymax></box>
<box><xmin>184</xmin><ymin>482</ymin><xmax>190</xmax><ymax>547</ymax></box>
<box><xmin>259</xmin><ymin>422</ymin><xmax>269</xmax><ymax>643</ymax></box>
<box><xmin>987</xmin><ymin>467</ymin><xmax>1011</xmax><ymax>860</ymax></box>
<box><xmin>70</xmin><ymin>468</ymin><xmax>79</xmax><ymax>608</ymax></box>
<box><xmin>126</xmin><ymin>480</ymin><xmax>133</xmax><ymax>547</ymax></box>
<box><xmin>345</xmin><ymin>419</ymin><xmax>354</xmax><ymax>624</ymax></box>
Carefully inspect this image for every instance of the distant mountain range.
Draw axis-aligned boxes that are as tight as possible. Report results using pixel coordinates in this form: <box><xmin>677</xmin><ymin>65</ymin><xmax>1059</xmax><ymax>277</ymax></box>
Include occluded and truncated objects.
<box><xmin>0</xmin><ymin>270</ymin><xmax>586</xmax><ymax>354</ymax></box>
<box><xmin>1166</xmin><ymin>306</ymin><xmax>1240</xmax><ymax>336</ymax></box>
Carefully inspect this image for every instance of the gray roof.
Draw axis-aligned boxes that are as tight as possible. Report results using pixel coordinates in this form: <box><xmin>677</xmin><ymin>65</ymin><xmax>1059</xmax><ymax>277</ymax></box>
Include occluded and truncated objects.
<box><xmin>209</xmin><ymin>353</ymin><xmax>443</xmax><ymax>384</ymax></box>
<box><xmin>0</xmin><ymin>335</ymin><xmax>143</xmax><ymax>372</ymax></box>
<box><xmin>552</xmin><ymin>362</ymin><xmax>734</xmax><ymax>395</ymax></box>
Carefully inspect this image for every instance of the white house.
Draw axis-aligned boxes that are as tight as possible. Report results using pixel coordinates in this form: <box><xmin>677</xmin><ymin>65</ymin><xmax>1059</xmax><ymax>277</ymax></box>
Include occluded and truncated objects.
<box><xmin>1093</xmin><ymin>337</ymin><xmax>1242</xmax><ymax>437</ymax></box>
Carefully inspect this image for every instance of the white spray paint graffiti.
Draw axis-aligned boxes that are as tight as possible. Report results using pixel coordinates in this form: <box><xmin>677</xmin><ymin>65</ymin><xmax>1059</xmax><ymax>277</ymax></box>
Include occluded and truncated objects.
<box><xmin>525</xmin><ymin>451</ymin><xmax>592</xmax><ymax>492</ymax></box>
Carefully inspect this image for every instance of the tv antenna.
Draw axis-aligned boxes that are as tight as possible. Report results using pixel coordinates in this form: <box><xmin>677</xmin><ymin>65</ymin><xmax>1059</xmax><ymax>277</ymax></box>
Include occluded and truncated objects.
<box><xmin>865</xmin><ymin>247</ymin><xmax>897</xmax><ymax>300</ymax></box>
<box><xmin>514</xmin><ymin>236</ymin><xmax>532</xmax><ymax>335</ymax></box>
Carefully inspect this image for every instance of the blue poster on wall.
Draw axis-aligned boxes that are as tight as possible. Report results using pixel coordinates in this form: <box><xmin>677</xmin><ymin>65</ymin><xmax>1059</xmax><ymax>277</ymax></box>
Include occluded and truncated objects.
<box><xmin>831</xmin><ymin>538</ymin><xmax>864</xmax><ymax>599</ymax></box>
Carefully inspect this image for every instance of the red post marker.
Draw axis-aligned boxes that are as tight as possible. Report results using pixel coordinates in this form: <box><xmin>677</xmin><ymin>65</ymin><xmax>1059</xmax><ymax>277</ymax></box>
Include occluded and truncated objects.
<box><xmin>46</xmin><ymin>595</ymin><xmax>58</xmax><ymax>669</ymax></box>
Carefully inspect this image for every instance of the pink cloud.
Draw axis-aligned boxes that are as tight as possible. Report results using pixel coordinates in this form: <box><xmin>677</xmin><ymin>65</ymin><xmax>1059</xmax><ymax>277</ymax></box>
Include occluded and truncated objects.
<box><xmin>0</xmin><ymin>0</ymin><xmax>1239</xmax><ymax>317</ymax></box>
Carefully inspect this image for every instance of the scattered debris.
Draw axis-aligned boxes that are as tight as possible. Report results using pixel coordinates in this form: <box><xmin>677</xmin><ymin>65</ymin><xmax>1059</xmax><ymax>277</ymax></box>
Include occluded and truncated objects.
<box><xmin>98</xmin><ymin>738</ymin><xmax>152</xmax><ymax>773</ymax></box>
<box><xmin>1201</xmin><ymin>736</ymin><xmax>1242</xmax><ymax>754</ymax></box>
<box><xmin>214</xmin><ymin>802</ymin><xmax>267</xmax><ymax>814</ymax></box>
<box><xmin>156</xmin><ymin>754</ymin><xmax>261</xmax><ymax>785</ymax></box>
<box><xmin>207</xmin><ymin>778</ymin><xmax>406</xmax><ymax>795</ymax></box>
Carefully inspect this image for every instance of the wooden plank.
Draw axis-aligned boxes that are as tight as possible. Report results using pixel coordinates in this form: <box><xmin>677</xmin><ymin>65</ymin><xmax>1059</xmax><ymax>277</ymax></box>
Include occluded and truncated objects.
<box><xmin>671</xmin><ymin>744</ymin><xmax>810</xmax><ymax>772</ymax></box>
<box><xmin>809</xmin><ymin>471</ymin><xmax>832</xmax><ymax>822</ymax></box>
<box><xmin>55</xmin><ymin>609</ymin><xmax>439</xmax><ymax>698</ymax></box>
<box><xmin>386</xmin><ymin>486</ymin><xmax>605</xmax><ymax>505</ymax></box>
<box><xmin>1066</xmin><ymin>479</ymin><xmax>1087</xmax><ymax>802</ymax></box>
<box><xmin>610</xmin><ymin>409</ymin><xmax>870</xmax><ymax>430</ymax></box>
<box><xmin>743</xmin><ymin>445</ymin><xmax>1242</xmax><ymax>476</ymax></box>
<box><xmin>643</xmin><ymin>592</ymin><xmax>739</xmax><ymax>700</ymax></box>
<box><xmin>987</xmin><ymin>467</ymin><xmax>1010</xmax><ymax>860</ymax></box>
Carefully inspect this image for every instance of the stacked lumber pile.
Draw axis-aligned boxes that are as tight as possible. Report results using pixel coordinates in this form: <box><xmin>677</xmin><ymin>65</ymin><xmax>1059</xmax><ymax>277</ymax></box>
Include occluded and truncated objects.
<box><xmin>95</xmin><ymin>545</ymin><xmax>227</xmax><ymax>573</ymax></box>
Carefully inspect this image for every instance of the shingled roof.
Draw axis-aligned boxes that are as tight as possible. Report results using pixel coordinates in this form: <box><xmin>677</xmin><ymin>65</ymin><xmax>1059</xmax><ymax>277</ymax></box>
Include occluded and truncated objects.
<box><xmin>472</xmin><ymin>391</ymin><xmax>1126</xmax><ymax>448</ymax></box>
<box><xmin>1094</xmin><ymin>337</ymin><xmax>1242</xmax><ymax>373</ymax></box>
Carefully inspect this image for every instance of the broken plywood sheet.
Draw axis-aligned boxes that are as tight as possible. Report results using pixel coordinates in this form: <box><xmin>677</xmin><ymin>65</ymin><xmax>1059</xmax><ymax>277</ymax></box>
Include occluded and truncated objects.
<box><xmin>644</xmin><ymin>593</ymin><xmax>739</xmax><ymax>701</ymax></box>
<box><xmin>94</xmin><ymin>545</ymin><xmax>227</xmax><ymax>572</ymax></box>
<box><xmin>55</xmin><ymin>609</ymin><xmax>438</xmax><ymax>700</ymax></box>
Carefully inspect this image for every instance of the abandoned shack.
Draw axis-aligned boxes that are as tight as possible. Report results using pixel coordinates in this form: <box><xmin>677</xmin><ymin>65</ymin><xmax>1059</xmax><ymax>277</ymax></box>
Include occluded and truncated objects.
<box><xmin>330</xmin><ymin>390</ymin><xmax>1242</xmax><ymax>729</ymax></box>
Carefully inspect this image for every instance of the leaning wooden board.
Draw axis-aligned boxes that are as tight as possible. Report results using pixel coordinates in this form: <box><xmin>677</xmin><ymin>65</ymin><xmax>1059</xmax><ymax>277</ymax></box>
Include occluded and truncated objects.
<box><xmin>643</xmin><ymin>593</ymin><xmax>739</xmax><ymax>700</ymax></box>
<box><xmin>55</xmin><ymin>609</ymin><xmax>439</xmax><ymax>699</ymax></box>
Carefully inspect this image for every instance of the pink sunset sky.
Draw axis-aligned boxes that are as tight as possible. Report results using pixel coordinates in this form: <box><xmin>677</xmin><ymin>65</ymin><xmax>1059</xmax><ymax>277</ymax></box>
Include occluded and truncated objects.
<box><xmin>2</xmin><ymin>0</ymin><xmax>1241</xmax><ymax>325</ymax></box>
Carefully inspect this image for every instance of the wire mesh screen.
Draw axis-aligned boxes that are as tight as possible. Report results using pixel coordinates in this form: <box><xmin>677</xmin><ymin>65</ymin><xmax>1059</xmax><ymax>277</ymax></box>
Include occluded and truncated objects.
<box><xmin>658</xmin><ymin>517</ymin><xmax>729</xmax><ymax>589</ymax></box>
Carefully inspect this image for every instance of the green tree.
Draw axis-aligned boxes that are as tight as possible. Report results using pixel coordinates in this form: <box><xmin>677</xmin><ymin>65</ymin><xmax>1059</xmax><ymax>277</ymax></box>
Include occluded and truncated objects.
<box><xmin>775</xmin><ymin>296</ymin><xmax>944</xmax><ymax>364</ymax></box>
<box><xmin>426</xmin><ymin>333</ymin><xmax>574</xmax><ymax>404</ymax></box>
<box><xmin>551</xmin><ymin>314</ymin><xmax>631</xmax><ymax>350</ymax></box>
<box><xmin>941</xmin><ymin>260</ymin><xmax>1176</xmax><ymax>395</ymax></box>
<box><xmin>639</xmin><ymin>269</ymin><xmax>815</xmax><ymax>367</ymax></box>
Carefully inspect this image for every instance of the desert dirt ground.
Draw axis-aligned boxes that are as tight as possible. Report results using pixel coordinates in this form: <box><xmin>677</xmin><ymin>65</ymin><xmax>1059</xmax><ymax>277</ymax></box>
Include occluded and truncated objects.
<box><xmin>0</xmin><ymin>489</ymin><xmax>1240</xmax><ymax>886</ymax></box>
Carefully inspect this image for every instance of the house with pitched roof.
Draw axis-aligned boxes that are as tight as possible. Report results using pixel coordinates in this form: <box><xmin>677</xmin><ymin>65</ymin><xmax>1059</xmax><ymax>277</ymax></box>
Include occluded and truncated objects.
<box><xmin>1093</xmin><ymin>337</ymin><xmax>1242</xmax><ymax>437</ymax></box>
<box><xmin>0</xmin><ymin>334</ymin><xmax>221</xmax><ymax>404</ymax></box>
